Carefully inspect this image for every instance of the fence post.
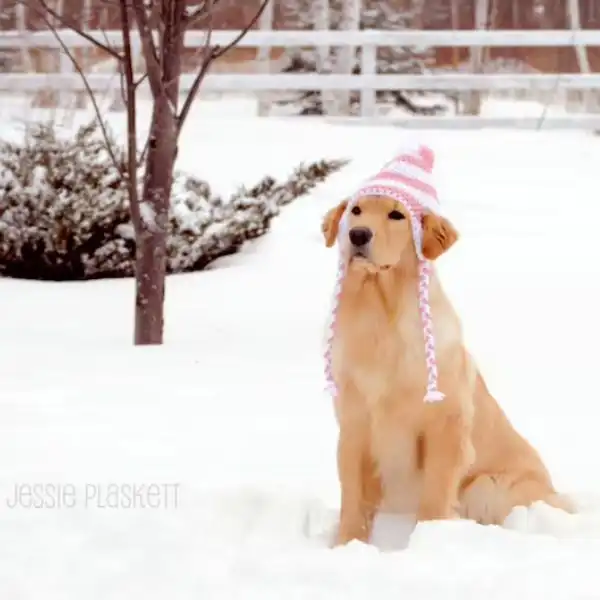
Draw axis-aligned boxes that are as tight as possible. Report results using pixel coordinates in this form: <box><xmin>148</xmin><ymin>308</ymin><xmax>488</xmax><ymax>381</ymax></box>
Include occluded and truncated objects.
<box><xmin>256</xmin><ymin>0</ymin><xmax>274</xmax><ymax>116</ymax></box>
<box><xmin>16</xmin><ymin>4</ymin><xmax>34</xmax><ymax>108</ymax></box>
<box><xmin>360</xmin><ymin>43</ymin><xmax>376</xmax><ymax>117</ymax></box>
<box><xmin>335</xmin><ymin>0</ymin><xmax>362</xmax><ymax>115</ymax></box>
<box><xmin>58</xmin><ymin>47</ymin><xmax>73</xmax><ymax>110</ymax></box>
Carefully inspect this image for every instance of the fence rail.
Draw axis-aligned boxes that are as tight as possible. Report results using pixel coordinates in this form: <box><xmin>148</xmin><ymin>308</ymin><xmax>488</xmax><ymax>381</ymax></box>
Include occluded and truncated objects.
<box><xmin>2</xmin><ymin>72</ymin><xmax>600</xmax><ymax>93</ymax></box>
<box><xmin>1</xmin><ymin>28</ymin><xmax>600</xmax><ymax>48</ymax></box>
<box><xmin>325</xmin><ymin>115</ymin><xmax>600</xmax><ymax>129</ymax></box>
<box><xmin>2</xmin><ymin>28</ymin><xmax>600</xmax><ymax>129</ymax></box>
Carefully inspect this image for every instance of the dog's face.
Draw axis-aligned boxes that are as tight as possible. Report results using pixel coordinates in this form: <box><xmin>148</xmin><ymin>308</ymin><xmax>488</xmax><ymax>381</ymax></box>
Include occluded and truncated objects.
<box><xmin>321</xmin><ymin>195</ymin><xmax>459</xmax><ymax>270</ymax></box>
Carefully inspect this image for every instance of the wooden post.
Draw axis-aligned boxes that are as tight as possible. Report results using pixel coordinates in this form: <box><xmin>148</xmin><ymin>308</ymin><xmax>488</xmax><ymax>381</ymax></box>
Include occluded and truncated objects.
<box><xmin>313</xmin><ymin>0</ymin><xmax>335</xmax><ymax>115</ymax></box>
<box><xmin>567</xmin><ymin>0</ymin><xmax>594</xmax><ymax>112</ymax></box>
<box><xmin>464</xmin><ymin>0</ymin><xmax>490</xmax><ymax>115</ymax></box>
<box><xmin>58</xmin><ymin>46</ymin><xmax>73</xmax><ymax>110</ymax></box>
<box><xmin>257</xmin><ymin>0</ymin><xmax>274</xmax><ymax>116</ymax></box>
<box><xmin>360</xmin><ymin>42</ymin><xmax>376</xmax><ymax>117</ymax></box>
<box><xmin>335</xmin><ymin>0</ymin><xmax>361</xmax><ymax>116</ymax></box>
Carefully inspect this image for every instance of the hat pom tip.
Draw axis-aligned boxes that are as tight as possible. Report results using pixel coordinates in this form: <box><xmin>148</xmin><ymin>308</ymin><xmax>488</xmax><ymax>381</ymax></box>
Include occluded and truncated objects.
<box><xmin>424</xmin><ymin>390</ymin><xmax>445</xmax><ymax>403</ymax></box>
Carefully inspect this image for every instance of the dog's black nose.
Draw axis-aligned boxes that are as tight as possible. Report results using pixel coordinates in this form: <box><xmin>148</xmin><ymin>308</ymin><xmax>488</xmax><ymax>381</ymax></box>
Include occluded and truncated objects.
<box><xmin>349</xmin><ymin>226</ymin><xmax>373</xmax><ymax>247</ymax></box>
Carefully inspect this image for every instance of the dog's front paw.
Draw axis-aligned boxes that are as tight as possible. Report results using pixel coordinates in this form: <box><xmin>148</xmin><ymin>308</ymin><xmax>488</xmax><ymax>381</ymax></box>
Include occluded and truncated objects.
<box><xmin>332</xmin><ymin>521</ymin><xmax>370</xmax><ymax>547</ymax></box>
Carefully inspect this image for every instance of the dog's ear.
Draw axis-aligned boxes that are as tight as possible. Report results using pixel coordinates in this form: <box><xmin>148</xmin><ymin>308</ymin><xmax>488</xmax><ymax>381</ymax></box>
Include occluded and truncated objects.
<box><xmin>321</xmin><ymin>200</ymin><xmax>348</xmax><ymax>248</ymax></box>
<box><xmin>421</xmin><ymin>213</ymin><xmax>459</xmax><ymax>260</ymax></box>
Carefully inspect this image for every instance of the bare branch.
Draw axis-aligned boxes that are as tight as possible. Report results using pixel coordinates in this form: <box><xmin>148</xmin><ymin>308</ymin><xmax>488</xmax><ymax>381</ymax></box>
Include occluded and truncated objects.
<box><xmin>106</xmin><ymin>15</ymin><xmax>129</xmax><ymax>109</ymax></box>
<box><xmin>184</xmin><ymin>0</ymin><xmax>227</xmax><ymax>30</ymax></box>
<box><xmin>134</xmin><ymin>72</ymin><xmax>149</xmax><ymax>89</ymax></box>
<box><xmin>25</xmin><ymin>5</ymin><xmax>123</xmax><ymax>176</ymax></box>
<box><xmin>99</xmin><ymin>26</ymin><xmax>120</xmax><ymax>60</ymax></box>
<box><xmin>159</xmin><ymin>0</ymin><xmax>187</xmax><ymax>107</ymax></box>
<box><xmin>183</xmin><ymin>0</ymin><xmax>208</xmax><ymax>24</ymax></box>
<box><xmin>130</xmin><ymin>0</ymin><xmax>167</xmax><ymax>101</ymax></box>
<box><xmin>119</xmin><ymin>0</ymin><xmax>143</xmax><ymax>231</ymax></box>
<box><xmin>15</xmin><ymin>0</ymin><xmax>123</xmax><ymax>61</ymax></box>
<box><xmin>117</xmin><ymin>61</ymin><xmax>127</xmax><ymax>107</ymax></box>
<box><xmin>137</xmin><ymin>135</ymin><xmax>150</xmax><ymax>169</ymax></box>
<box><xmin>211</xmin><ymin>0</ymin><xmax>270</xmax><ymax>61</ymax></box>
<box><xmin>176</xmin><ymin>40</ymin><xmax>212</xmax><ymax>134</ymax></box>
<box><xmin>177</xmin><ymin>0</ymin><xmax>271</xmax><ymax>134</ymax></box>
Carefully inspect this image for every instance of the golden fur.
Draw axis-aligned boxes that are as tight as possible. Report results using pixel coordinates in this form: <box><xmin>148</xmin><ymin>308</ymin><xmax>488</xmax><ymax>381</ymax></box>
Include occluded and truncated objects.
<box><xmin>322</xmin><ymin>195</ymin><xmax>573</xmax><ymax>547</ymax></box>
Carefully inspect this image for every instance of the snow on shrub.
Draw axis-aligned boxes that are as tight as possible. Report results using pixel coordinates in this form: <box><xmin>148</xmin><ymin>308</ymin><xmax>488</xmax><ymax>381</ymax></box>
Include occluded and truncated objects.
<box><xmin>0</xmin><ymin>120</ymin><xmax>348</xmax><ymax>280</ymax></box>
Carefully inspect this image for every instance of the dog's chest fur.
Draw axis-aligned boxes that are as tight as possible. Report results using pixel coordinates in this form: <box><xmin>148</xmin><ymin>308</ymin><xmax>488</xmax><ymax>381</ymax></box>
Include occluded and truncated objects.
<box><xmin>332</xmin><ymin>270</ymin><xmax>462</xmax><ymax>514</ymax></box>
<box><xmin>333</xmin><ymin>274</ymin><xmax>439</xmax><ymax>405</ymax></box>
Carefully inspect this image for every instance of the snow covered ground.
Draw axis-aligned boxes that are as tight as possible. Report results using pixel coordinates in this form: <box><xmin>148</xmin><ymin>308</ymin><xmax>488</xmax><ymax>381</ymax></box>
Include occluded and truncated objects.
<box><xmin>2</xmin><ymin>95</ymin><xmax>600</xmax><ymax>598</ymax></box>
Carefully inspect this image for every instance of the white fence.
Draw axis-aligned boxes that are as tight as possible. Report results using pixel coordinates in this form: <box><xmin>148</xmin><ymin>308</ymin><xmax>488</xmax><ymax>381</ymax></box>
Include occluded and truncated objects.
<box><xmin>2</xmin><ymin>28</ymin><xmax>600</xmax><ymax>129</ymax></box>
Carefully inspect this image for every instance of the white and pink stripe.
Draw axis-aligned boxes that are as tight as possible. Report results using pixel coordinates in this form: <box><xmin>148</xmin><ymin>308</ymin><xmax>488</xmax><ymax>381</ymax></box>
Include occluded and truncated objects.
<box><xmin>324</xmin><ymin>144</ymin><xmax>445</xmax><ymax>403</ymax></box>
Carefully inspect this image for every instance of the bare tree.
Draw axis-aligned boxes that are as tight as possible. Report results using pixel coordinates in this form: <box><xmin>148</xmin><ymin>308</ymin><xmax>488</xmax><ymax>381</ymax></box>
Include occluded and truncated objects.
<box><xmin>14</xmin><ymin>0</ymin><xmax>270</xmax><ymax>345</ymax></box>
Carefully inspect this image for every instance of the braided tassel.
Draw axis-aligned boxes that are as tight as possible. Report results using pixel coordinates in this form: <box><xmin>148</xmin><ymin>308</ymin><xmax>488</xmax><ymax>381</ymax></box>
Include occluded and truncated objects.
<box><xmin>324</xmin><ymin>257</ymin><xmax>346</xmax><ymax>397</ymax></box>
<box><xmin>418</xmin><ymin>260</ymin><xmax>444</xmax><ymax>402</ymax></box>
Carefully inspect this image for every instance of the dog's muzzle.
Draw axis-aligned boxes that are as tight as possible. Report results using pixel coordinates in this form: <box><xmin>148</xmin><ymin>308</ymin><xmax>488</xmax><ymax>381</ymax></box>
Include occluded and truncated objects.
<box><xmin>348</xmin><ymin>226</ymin><xmax>372</xmax><ymax>259</ymax></box>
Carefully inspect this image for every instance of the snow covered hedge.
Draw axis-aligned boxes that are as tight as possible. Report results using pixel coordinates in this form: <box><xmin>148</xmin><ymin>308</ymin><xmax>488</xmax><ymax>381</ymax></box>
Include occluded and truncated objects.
<box><xmin>0</xmin><ymin>120</ymin><xmax>347</xmax><ymax>280</ymax></box>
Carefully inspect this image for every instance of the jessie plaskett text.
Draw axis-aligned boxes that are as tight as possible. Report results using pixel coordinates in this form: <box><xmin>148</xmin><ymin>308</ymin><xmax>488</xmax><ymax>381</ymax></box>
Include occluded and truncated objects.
<box><xmin>5</xmin><ymin>482</ymin><xmax>180</xmax><ymax>510</ymax></box>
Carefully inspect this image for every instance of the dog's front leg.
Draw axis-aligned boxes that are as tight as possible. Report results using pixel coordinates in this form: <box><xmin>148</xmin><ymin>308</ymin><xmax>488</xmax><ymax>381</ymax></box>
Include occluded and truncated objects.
<box><xmin>417</xmin><ymin>408</ymin><xmax>472</xmax><ymax>522</ymax></box>
<box><xmin>334</xmin><ymin>409</ymin><xmax>381</xmax><ymax>546</ymax></box>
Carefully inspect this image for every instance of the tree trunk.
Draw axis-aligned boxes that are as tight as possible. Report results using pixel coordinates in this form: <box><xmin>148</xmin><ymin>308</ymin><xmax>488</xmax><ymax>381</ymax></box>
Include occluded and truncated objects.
<box><xmin>133</xmin><ymin>1</ymin><xmax>185</xmax><ymax>345</ymax></box>
<box><xmin>134</xmin><ymin>101</ymin><xmax>177</xmax><ymax>344</ymax></box>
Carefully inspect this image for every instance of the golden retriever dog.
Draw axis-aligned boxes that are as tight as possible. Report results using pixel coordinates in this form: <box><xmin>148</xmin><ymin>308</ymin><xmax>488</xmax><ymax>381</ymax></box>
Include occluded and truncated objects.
<box><xmin>322</xmin><ymin>194</ymin><xmax>573</xmax><ymax>547</ymax></box>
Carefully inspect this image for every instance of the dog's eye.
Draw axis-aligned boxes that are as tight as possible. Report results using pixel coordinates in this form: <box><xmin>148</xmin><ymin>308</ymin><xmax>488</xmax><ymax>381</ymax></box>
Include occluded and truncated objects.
<box><xmin>388</xmin><ymin>210</ymin><xmax>405</xmax><ymax>220</ymax></box>
<box><xmin>351</xmin><ymin>205</ymin><xmax>361</xmax><ymax>216</ymax></box>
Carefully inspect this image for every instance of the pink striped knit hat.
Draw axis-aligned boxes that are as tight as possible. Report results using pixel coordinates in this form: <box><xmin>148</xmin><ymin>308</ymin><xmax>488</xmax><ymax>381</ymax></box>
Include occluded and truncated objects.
<box><xmin>324</xmin><ymin>143</ymin><xmax>445</xmax><ymax>403</ymax></box>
